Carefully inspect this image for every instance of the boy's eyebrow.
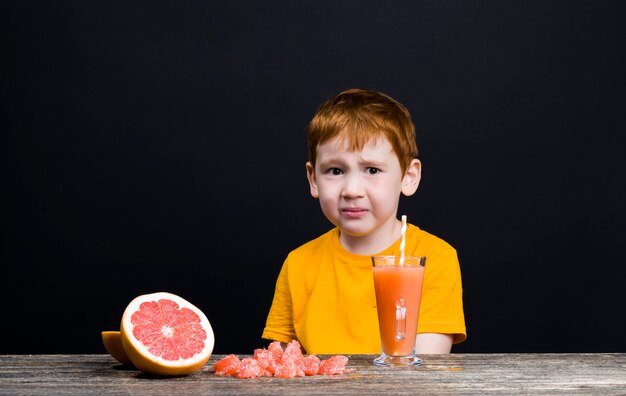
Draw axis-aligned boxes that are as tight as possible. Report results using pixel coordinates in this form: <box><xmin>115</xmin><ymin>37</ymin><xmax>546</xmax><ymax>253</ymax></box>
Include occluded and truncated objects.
<box><xmin>317</xmin><ymin>158</ymin><xmax>342</xmax><ymax>168</ymax></box>
<box><xmin>317</xmin><ymin>156</ymin><xmax>387</xmax><ymax>168</ymax></box>
<box><xmin>358</xmin><ymin>154</ymin><xmax>388</xmax><ymax>165</ymax></box>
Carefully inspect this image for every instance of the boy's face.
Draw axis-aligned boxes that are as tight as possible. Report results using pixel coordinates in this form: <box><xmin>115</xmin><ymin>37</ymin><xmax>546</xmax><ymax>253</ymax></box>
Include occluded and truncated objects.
<box><xmin>306</xmin><ymin>135</ymin><xmax>421</xmax><ymax>245</ymax></box>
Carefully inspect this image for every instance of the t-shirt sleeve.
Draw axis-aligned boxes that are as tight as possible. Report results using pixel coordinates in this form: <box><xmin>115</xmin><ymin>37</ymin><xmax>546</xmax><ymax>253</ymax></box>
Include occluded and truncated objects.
<box><xmin>261</xmin><ymin>259</ymin><xmax>297</xmax><ymax>344</ymax></box>
<box><xmin>417</xmin><ymin>244</ymin><xmax>467</xmax><ymax>344</ymax></box>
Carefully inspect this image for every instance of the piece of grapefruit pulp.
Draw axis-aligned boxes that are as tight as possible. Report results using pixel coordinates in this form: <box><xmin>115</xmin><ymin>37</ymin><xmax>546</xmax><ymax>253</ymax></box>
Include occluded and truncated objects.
<box><xmin>120</xmin><ymin>292</ymin><xmax>214</xmax><ymax>376</ymax></box>
<box><xmin>101</xmin><ymin>331</ymin><xmax>133</xmax><ymax>366</ymax></box>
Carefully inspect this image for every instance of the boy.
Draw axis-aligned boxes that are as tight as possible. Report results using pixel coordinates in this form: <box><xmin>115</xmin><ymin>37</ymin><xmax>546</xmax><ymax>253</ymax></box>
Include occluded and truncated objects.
<box><xmin>262</xmin><ymin>88</ymin><xmax>466</xmax><ymax>354</ymax></box>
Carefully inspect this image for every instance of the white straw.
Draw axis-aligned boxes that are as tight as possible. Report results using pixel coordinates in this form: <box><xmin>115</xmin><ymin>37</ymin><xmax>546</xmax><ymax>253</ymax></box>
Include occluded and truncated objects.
<box><xmin>399</xmin><ymin>215</ymin><xmax>407</xmax><ymax>266</ymax></box>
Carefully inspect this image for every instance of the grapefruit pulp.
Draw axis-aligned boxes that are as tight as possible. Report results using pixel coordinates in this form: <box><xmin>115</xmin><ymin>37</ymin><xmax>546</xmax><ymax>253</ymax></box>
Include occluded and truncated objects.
<box><xmin>101</xmin><ymin>331</ymin><xmax>133</xmax><ymax>366</ymax></box>
<box><xmin>120</xmin><ymin>292</ymin><xmax>214</xmax><ymax>376</ymax></box>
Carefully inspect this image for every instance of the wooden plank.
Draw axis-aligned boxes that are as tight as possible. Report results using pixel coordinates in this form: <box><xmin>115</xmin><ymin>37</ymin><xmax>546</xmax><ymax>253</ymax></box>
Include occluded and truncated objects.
<box><xmin>1</xmin><ymin>354</ymin><xmax>625</xmax><ymax>394</ymax></box>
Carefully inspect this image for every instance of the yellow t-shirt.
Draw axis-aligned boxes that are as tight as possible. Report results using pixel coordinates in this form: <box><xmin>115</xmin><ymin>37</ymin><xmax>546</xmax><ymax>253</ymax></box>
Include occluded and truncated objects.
<box><xmin>261</xmin><ymin>224</ymin><xmax>466</xmax><ymax>354</ymax></box>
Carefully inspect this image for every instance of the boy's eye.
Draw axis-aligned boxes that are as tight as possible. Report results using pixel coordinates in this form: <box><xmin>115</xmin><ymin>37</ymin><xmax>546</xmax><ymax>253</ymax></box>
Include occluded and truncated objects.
<box><xmin>329</xmin><ymin>168</ymin><xmax>343</xmax><ymax>175</ymax></box>
<box><xmin>366</xmin><ymin>167</ymin><xmax>380</xmax><ymax>175</ymax></box>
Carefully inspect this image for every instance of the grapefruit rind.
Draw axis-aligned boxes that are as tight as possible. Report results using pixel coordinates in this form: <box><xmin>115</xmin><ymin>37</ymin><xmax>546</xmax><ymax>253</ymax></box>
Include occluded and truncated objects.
<box><xmin>101</xmin><ymin>331</ymin><xmax>133</xmax><ymax>366</ymax></box>
<box><xmin>120</xmin><ymin>292</ymin><xmax>215</xmax><ymax>376</ymax></box>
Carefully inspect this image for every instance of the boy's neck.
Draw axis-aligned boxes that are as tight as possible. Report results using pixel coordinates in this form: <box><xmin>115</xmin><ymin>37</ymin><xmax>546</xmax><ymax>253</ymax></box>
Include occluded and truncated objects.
<box><xmin>338</xmin><ymin>219</ymin><xmax>402</xmax><ymax>255</ymax></box>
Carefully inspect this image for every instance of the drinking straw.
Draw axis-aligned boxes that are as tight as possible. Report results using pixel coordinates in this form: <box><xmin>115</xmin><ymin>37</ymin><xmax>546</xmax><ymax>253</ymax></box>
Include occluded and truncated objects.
<box><xmin>399</xmin><ymin>215</ymin><xmax>407</xmax><ymax>266</ymax></box>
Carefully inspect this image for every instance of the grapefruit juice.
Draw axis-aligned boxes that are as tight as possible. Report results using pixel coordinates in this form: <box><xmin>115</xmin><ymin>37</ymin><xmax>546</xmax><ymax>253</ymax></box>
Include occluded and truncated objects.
<box><xmin>372</xmin><ymin>260</ymin><xmax>425</xmax><ymax>358</ymax></box>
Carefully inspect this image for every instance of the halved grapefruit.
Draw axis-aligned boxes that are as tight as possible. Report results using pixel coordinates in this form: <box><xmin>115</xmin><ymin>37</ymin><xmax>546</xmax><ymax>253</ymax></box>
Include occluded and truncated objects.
<box><xmin>120</xmin><ymin>292</ymin><xmax>214</xmax><ymax>376</ymax></box>
<box><xmin>101</xmin><ymin>330</ymin><xmax>133</xmax><ymax>366</ymax></box>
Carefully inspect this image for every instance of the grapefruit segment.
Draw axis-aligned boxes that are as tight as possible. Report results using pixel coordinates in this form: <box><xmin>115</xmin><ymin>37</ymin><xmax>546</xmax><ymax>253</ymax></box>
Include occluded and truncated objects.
<box><xmin>318</xmin><ymin>355</ymin><xmax>350</xmax><ymax>375</ymax></box>
<box><xmin>237</xmin><ymin>357</ymin><xmax>268</xmax><ymax>378</ymax></box>
<box><xmin>120</xmin><ymin>292</ymin><xmax>214</xmax><ymax>376</ymax></box>
<box><xmin>101</xmin><ymin>331</ymin><xmax>133</xmax><ymax>366</ymax></box>
<box><xmin>214</xmin><ymin>354</ymin><xmax>242</xmax><ymax>376</ymax></box>
<box><xmin>301</xmin><ymin>354</ymin><xmax>321</xmax><ymax>375</ymax></box>
<box><xmin>214</xmin><ymin>340</ymin><xmax>351</xmax><ymax>378</ymax></box>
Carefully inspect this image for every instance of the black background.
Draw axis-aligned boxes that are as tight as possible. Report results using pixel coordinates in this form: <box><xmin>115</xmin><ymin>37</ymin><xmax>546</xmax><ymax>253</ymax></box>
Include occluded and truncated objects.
<box><xmin>2</xmin><ymin>1</ymin><xmax>625</xmax><ymax>354</ymax></box>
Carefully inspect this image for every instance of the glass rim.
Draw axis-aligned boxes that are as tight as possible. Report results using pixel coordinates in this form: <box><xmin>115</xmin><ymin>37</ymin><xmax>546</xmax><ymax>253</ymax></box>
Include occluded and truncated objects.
<box><xmin>371</xmin><ymin>255</ymin><xmax>426</xmax><ymax>267</ymax></box>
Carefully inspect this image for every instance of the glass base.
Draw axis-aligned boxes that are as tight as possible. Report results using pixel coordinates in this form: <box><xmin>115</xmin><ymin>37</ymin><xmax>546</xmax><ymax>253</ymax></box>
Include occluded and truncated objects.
<box><xmin>373</xmin><ymin>353</ymin><xmax>422</xmax><ymax>367</ymax></box>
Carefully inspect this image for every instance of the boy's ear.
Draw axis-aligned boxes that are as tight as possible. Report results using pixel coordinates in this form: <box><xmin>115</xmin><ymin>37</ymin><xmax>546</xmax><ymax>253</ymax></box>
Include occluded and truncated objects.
<box><xmin>306</xmin><ymin>162</ymin><xmax>320</xmax><ymax>198</ymax></box>
<box><xmin>401</xmin><ymin>159</ymin><xmax>421</xmax><ymax>196</ymax></box>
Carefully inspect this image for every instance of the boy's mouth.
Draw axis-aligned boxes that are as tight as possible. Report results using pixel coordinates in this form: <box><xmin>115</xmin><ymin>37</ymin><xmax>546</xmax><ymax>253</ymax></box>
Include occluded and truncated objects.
<box><xmin>341</xmin><ymin>208</ymin><xmax>368</xmax><ymax>219</ymax></box>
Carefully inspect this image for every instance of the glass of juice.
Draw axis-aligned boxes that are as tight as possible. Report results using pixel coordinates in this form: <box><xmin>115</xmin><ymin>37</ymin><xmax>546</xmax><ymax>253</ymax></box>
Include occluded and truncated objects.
<box><xmin>372</xmin><ymin>255</ymin><xmax>426</xmax><ymax>366</ymax></box>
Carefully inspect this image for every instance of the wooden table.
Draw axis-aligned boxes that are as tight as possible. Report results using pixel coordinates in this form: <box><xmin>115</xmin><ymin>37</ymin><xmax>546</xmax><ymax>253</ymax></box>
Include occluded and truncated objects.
<box><xmin>1</xmin><ymin>353</ymin><xmax>625</xmax><ymax>394</ymax></box>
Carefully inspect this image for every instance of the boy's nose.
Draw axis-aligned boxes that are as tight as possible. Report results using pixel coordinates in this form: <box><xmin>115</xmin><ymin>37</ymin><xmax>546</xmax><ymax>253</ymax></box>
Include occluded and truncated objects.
<box><xmin>341</xmin><ymin>175</ymin><xmax>365</xmax><ymax>198</ymax></box>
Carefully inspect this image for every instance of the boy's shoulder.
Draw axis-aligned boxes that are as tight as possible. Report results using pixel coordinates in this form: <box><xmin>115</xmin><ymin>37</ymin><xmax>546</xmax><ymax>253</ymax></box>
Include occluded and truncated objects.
<box><xmin>289</xmin><ymin>227</ymin><xmax>338</xmax><ymax>258</ymax></box>
<box><xmin>284</xmin><ymin>225</ymin><xmax>456</xmax><ymax>260</ymax></box>
<box><xmin>409</xmin><ymin>224</ymin><xmax>457</xmax><ymax>254</ymax></box>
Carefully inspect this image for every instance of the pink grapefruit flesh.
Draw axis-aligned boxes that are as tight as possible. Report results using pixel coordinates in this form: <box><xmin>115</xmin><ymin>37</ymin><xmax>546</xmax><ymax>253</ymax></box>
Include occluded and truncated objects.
<box><xmin>120</xmin><ymin>292</ymin><xmax>214</xmax><ymax>376</ymax></box>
